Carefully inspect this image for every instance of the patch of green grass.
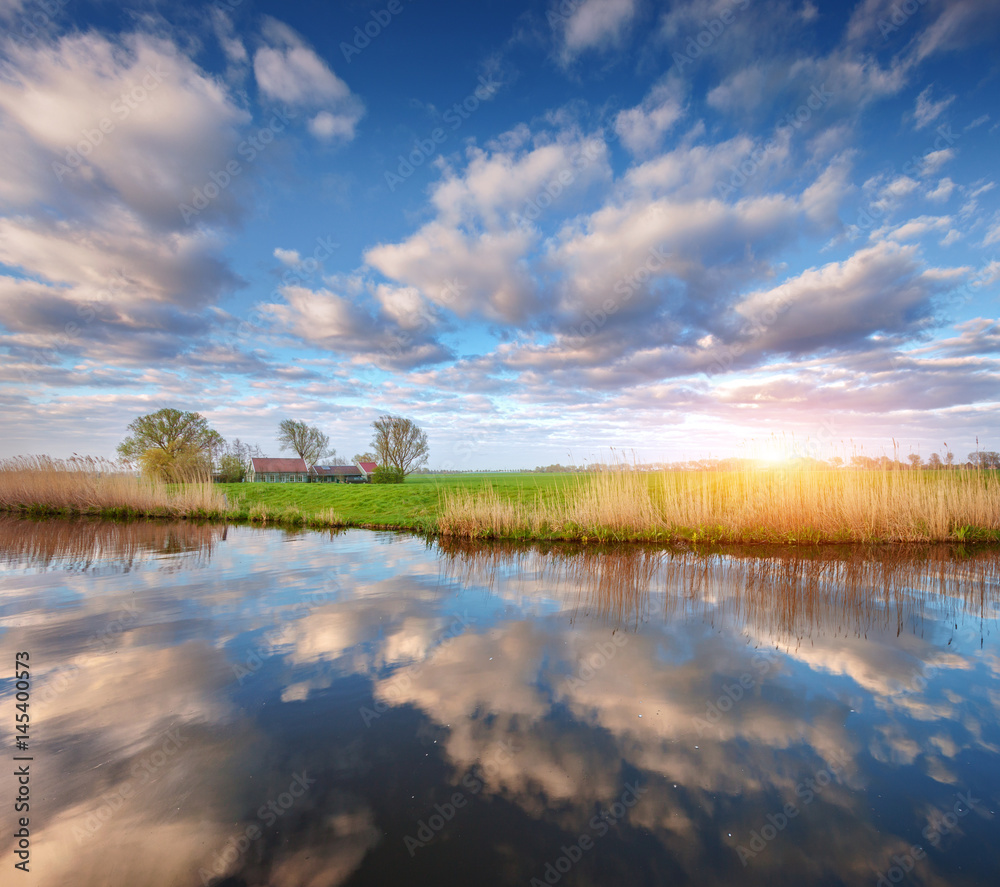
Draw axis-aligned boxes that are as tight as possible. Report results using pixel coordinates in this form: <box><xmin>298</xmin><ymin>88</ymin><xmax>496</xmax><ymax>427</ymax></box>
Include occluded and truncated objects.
<box><xmin>218</xmin><ymin>473</ymin><xmax>578</xmax><ymax>533</ymax></box>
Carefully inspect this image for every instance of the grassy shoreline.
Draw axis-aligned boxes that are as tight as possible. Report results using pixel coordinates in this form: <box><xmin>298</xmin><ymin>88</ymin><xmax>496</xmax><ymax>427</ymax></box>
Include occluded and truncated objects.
<box><xmin>2</xmin><ymin>460</ymin><xmax>1000</xmax><ymax>544</ymax></box>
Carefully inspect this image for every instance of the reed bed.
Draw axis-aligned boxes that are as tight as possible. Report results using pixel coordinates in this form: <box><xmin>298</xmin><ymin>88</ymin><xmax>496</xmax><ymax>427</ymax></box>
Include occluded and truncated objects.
<box><xmin>0</xmin><ymin>455</ymin><xmax>228</xmax><ymax>519</ymax></box>
<box><xmin>438</xmin><ymin>465</ymin><xmax>1000</xmax><ymax>543</ymax></box>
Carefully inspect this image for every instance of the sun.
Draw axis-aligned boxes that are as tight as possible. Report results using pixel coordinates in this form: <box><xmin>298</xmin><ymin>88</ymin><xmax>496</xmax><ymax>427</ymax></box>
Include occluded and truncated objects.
<box><xmin>745</xmin><ymin>436</ymin><xmax>794</xmax><ymax>467</ymax></box>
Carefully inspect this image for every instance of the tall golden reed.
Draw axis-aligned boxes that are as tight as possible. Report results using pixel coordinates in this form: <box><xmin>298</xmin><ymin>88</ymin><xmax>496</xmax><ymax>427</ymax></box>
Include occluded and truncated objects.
<box><xmin>439</xmin><ymin>464</ymin><xmax>1000</xmax><ymax>543</ymax></box>
<box><xmin>0</xmin><ymin>455</ymin><xmax>227</xmax><ymax>517</ymax></box>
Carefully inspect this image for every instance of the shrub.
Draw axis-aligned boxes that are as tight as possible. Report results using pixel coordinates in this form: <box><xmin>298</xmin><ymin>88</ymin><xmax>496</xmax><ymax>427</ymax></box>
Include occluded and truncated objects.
<box><xmin>371</xmin><ymin>466</ymin><xmax>405</xmax><ymax>484</ymax></box>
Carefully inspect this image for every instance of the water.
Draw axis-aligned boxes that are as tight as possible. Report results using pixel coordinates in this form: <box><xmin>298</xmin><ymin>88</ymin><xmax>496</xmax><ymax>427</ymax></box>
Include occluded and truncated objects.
<box><xmin>1</xmin><ymin>517</ymin><xmax>998</xmax><ymax>886</ymax></box>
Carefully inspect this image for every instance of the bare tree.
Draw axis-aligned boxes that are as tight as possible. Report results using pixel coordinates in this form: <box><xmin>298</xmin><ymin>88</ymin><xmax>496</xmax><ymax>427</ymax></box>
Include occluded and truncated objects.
<box><xmin>927</xmin><ymin>452</ymin><xmax>943</xmax><ymax>469</ymax></box>
<box><xmin>277</xmin><ymin>419</ymin><xmax>332</xmax><ymax>467</ymax></box>
<box><xmin>369</xmin><ymin>415</ymin><xmax>429</xmax><ymax>475</ymax></box>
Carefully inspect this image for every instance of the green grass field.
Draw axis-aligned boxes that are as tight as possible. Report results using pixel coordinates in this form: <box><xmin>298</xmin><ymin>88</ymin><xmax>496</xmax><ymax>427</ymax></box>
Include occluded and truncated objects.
<box><xmin>217</xmin><ymin>473</ymin><xmax>579</xmax><ymax>532</ymax></box>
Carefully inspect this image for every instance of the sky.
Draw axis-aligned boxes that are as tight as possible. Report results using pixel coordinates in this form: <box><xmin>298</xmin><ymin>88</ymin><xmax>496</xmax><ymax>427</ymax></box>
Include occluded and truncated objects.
<box><xmin>0</xmin><ymin>0</ymin><xmax>998</xmax><ymax>469</ymax></box>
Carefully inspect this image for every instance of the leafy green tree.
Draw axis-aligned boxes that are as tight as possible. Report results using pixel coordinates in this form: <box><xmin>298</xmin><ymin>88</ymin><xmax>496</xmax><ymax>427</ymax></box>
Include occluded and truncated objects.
<box><xmin>139</xmin><ymin>444</ymin><xmax>210</xmax><ymax>481</ymax></box>
<box><xmin>118</xmin><ymin>408</ymin><xmax>222</xmax><ymax>480</ymax></box>
<box><xmin>369</xmin><ymin>415</ymin><xmax>428</xmax><ymax>476</ymax></box>
<box><xmin>216</xmin><ymin>454</ymin><xmax>248</xmax><ymax>482</ymax></box>
<box><xmin>277</xmin><ymin>419</ymin><xmax>332</xmax><ymax>466</ymax></box>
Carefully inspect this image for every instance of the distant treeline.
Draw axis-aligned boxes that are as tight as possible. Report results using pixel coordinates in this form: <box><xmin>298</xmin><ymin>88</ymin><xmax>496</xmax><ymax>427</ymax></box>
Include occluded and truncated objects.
<box><xmin>529</xmin><ymin>452</ymin><xmax>1000</xmax><ymax>472</ymax></box>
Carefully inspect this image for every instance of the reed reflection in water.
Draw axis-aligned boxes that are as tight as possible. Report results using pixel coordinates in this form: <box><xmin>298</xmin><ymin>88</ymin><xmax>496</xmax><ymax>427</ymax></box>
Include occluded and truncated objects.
<box><xmin>438</xmin><ymin>539</ymin><xmax>1000</xmax><ymax>643</ymax></box>
<box><xmin>0</xmin><ymin>515</ymin><xmax>226</xmax><ymax>572</ymax></box>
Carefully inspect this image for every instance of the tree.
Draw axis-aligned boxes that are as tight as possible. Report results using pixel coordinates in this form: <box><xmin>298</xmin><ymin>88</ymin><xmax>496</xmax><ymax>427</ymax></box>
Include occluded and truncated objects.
<box><xmin>217</xmin><ymin>438</ymin><xmax>263</xmax><ymax>481</ymax></box>
<box><xmin>277</xmin><ymin>420</ymin><xmax>332</xmax><ymax>467</ymax></box>
<box><xmin>945</xmin><ymin>451</ymin><xmax>955</xmax><ymax>468</ymax></box>
<box><xmin>927</xmin><ymin>452</ymin><xmax>943</xmax><ymax>469</ymax></box>
<box><xmin>140</xmin><ymin>444</ymin><xmax>210</xmax><ymax>481</ymax></box>
<box><xmin>118</xmin><ymin>408</ymin><xmax>222</xmax><ymax>480</ymax></box>
<box><xmin>353</xmin><ymin>452</ymin><xmax>377</xmax><ymax>465</ymax></box>
<box><xmin>907</xmin><ymin>453</ymin><xmax>923</xmax><ymax>470</ymax></box>
<box><xmin>968</xmin><ymin>451</ymin><xmax>1000</xmax><ymax>469</ymax></box>
<box><xmin>369</xmin><ymin>415</ymin><xmax>429</xmax><ymax>476</ymax></box>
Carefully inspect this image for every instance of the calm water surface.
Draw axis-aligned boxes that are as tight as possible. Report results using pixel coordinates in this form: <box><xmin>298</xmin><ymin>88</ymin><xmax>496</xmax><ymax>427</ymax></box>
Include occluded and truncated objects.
<box><xmin>1</xmin><ymin>517</ymin><xmax>998</xmax><ymax>886</ymax></box>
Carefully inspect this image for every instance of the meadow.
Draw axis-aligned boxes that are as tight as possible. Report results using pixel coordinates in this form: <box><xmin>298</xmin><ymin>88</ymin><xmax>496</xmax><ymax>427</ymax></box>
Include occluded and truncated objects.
<box><xmin>3</xmin><ymin>457</ymin><xmax>1000</xmax><ymax>544</ymax></box>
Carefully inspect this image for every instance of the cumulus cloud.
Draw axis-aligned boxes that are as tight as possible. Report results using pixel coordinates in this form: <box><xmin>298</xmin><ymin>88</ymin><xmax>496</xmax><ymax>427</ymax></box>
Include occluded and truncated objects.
<box><xmin>365</xmin><ymin>128</ymin><xmax>612</xmax><ymax>323</ymax></box>
<box><xmin>552</xmin><ymin>0</ymin><xmax>639</xmax><ymax>62</ymax></box>
<box><xmin>614</xmin><ymin>74</ymin><xmax>686</xmax><ymax>155</ymax></box>
<box><xmin>263</xmin><ymin>280</ymin><xmax>455</xmax><ymax>370</ymax></box>
<box><xmin>0</xmin><ymin>30</ymin><xmax>249</xmax><ymax>366</ymax></box>
<box><xmin>253</xmin><ymin>17</ymin><xmax>364</xmax><ymax>141</ymax></box>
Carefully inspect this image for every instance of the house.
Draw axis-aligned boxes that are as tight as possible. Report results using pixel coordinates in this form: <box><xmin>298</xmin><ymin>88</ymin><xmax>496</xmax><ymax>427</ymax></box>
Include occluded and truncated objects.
<box><xmin>311</xmin><ymin>461</ymin><xmax>378</xmax><ymax>483</ymax></box>
<box><xmin>248</xmin><ymin>457</ymin><xmax>310</xmax><ymax>483</ymax></box>
<box><xmin>247</xmin><ymin>457</ymin><xmax>379</xmax><ymax>483</ymax></box>
<box><xmin>311</xmin><ymin>465</ymin><xmax>365</xmax><ymax>483</ymax></box>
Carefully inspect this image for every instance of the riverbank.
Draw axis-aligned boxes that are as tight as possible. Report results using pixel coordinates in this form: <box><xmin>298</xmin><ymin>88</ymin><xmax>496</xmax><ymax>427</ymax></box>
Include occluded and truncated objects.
<box><xmin>3</xmin><ymin>459</ymin><xmax>1000</xmax><ymax>543</ymax></box>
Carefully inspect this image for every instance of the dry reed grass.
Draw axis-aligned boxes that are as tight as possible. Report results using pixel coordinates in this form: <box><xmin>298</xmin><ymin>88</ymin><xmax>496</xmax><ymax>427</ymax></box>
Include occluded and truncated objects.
<box><xmin>0</xmin><ymin>455</ymin><xmax>227</xmax><ymax>518</ymax></box>
<box><xmin>439</xmin><ymin>464</ymin><xmax>1000</xmax><ymax>543</ymax></box>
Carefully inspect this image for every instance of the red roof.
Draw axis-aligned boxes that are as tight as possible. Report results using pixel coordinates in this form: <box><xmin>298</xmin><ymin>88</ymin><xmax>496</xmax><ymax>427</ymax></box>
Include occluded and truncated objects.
<box><xmin>312</xmin><ymin>465</ymin><xmax>362</xmax><ymax>476</ymax></box>
<box><xmin>251</xmin><ymin>457</ymin><xmax>308</xmax><ymax>473</ymax></box>
<box><xmin>359</xmin><ymin>461</ymin><xmax>378</xmax><ymax>473</ymax></box>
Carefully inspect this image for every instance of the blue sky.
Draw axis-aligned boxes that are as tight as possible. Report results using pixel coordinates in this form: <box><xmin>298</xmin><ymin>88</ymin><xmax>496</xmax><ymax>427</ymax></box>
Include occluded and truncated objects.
<box><xmin>1</xmin><ymin>0</ymin><xmax>998</xmax><ymax>468</ymax></box>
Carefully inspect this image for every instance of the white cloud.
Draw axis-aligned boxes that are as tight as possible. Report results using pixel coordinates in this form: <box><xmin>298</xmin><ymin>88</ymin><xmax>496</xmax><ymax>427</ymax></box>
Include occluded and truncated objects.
<box><xmin>554</xmin><ymin>0</ymin><xmax>639</xmax><ymax>61</ymax></box>
<box><xmin>0</xmin><ymin>30</ymin><xmax>248</xmax><ymax>365</ymax></box>
<box><xmin>926</xmin><ymin>177</ymin><xmax>955</xmax><ymax>202</ymax></box>
<box><xmin>920</xmin><ymin>148</ymin><xmax>955</xmax><ymax>176</ymax></box>
<box><xmin>263</xmin><ymin>280</ymin><xmax>454</xmax><ymax>369</ymax></box>
<box><xmin>614</xmin><ymin>74</ymin><xmax>686</xmax><ymax>156</ymax></box>
<box><xmin>253</xmin><ymin>17</ymin><xmax>363</xmax><ymax>141</ymax></box>
<box><xmin>365</xmin><ymin>128</ymin><xmax>612</xmax><ymax>322</ymax></box>
<box><xmin>274</xmin><ymin>248</ymin><xmax>301</xmax><ymax>266</ymax></box>
<box><xmin>885</xmin><ymin>214</ymin><xmax>952</xmax><ymax>242</ymax></box>
<box><xmin>913</xmin><ymin>85</ymin><xmax>955</xmax><ymax>129</ymax></box>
